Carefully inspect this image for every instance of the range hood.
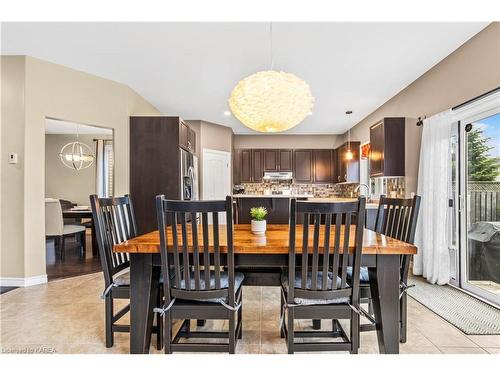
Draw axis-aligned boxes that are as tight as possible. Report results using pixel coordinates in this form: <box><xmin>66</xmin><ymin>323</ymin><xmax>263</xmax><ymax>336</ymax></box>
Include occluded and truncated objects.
<box><xmin>262</xmin><ymin>172</ymin><xmax>293</xmax><ymax>181</ymax></box>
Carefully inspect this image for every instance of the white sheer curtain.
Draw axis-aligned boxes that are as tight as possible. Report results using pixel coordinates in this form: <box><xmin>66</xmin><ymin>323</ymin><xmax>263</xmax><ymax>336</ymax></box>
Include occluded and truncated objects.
<box><xmin>413</xmin><ymin>110</ymin><xmax>453</xmax><ymax>285</ymax></box>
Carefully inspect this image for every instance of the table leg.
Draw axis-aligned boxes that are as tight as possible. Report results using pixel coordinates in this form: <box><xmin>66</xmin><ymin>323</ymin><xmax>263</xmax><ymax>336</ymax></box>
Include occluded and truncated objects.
<box><xmin>368</xmin><ymin>255</ymin><xmax>400</xmax><ymax>354</ymax></box>
<box><xmin>130</xmin><ymin>253</ymin><xmax>156</xmax><ymax>354</ymax></box>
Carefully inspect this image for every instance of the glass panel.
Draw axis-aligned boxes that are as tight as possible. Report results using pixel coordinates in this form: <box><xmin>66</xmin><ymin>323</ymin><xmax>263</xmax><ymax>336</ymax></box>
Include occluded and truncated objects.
<box><xmin>465</xmin><ymin>113</ymin><xmax>500</xmax><ymax>299</ymax></box>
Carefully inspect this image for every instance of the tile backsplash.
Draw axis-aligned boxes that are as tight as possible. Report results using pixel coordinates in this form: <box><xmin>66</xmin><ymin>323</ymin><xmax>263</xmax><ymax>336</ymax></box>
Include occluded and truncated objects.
<box><xmin>239</xmin><ymin>182</ymin><xmax>361</xmax><ymax>198</ymax></box>
<box><xmin>237</xmin><ymin>176</ymin><xmax>406</xmax><ymax>199</ymax></box>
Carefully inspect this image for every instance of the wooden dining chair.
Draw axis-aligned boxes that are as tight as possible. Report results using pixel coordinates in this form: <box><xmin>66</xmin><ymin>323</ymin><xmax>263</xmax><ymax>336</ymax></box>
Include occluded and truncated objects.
<box><xmin>90</xmin><ymin>194</ymin><xmax>163</xmax><ymax>349</ymax></box>
<box><xmin>155</xmin><ymin>195</ymin><xmax>243</xmax><ymax>354</ymax></box>
<box><xmin>355</xmin><ymin>195</ymin><xmax>421</xmax><ymax>343</ymax></box>
<box><xmin>281</xmin><ymin>197</ymin><xmax>366</xmax><ymax>354</ymax></box>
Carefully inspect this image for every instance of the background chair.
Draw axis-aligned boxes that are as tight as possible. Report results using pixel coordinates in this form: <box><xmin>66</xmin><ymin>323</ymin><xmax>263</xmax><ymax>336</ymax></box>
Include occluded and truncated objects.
<box><xmin>45</xmin><ymin>198</ymin><xmax>86</xmax><ymax>261</ymax></box>
<box><xmin>155</xmin><ymin>196</ymin><xmax>243</xmax><ymax>354</ymax></box>
<box><xmin>281</xmin><ymin>197</ymin><xmax>366</xmax><ymax>354</ymax></box>
<box><xmin>90</xmin><ymin>194</ymin><xmax>163</xmax><ymax>349</ymax></box>
<box><xmin>355</xmin><ymin>195</ymin><xmax>421</xmax><ymax>343</ymax></box>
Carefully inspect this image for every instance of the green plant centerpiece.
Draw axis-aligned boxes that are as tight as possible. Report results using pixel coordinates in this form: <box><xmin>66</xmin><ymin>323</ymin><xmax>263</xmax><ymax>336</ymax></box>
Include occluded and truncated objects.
<box><xmin>250</xmin><ymin>206</ymin><xmax>267</xmax><ymax>235</ymax></box>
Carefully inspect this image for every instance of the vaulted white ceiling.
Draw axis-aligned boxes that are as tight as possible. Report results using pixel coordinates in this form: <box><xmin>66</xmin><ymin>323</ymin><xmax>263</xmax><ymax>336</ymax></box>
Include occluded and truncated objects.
<box><xmin>2</xmin><ymin>22</ymin><xmax>488</xmax><ymax>134</ymax></box>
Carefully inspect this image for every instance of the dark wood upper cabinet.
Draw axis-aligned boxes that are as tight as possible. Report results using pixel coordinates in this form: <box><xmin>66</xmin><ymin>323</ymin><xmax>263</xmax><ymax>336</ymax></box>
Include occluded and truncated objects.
<box><xmin>233</xmin><ymin>149</ymin><xmax>241</xmax><ymax>185</ymax></box>
<box><xmin>240</xmin><ymin>149</ymin><xmax>252</xmax><ymax>183</ymax></box>
<box><xmin>313</xmin><ymin>149</ymin><xmax>333</xmax><ymax>183</ymax></box>
<box><xmin>252</xmin><ymin>150</ymin><xmax>264</xmax><ymax>182</ymax></box>
<box><xmin>370</xmin><ymin>117</ymin><xmax>405</xmax><ymax>177</ymax></box>
<box><xmin>179</xmin><ymin>121</ymin><xmax>196</xmax><ymax>154</ymax></box>
<box><xmin>263</xmin><ymin>149</ymin><xmax>279</xmax><ymax>171</ymax></box>
<box><xmin>263</xmin><ymin>149</ymin><xmax>293</xmax><ymax>172</ymax></box>
<box><xmin>278</xmin><ymin>149</ymin><xmax>293</xmax><ymax>171</ymax></box>
<box><xmin>336</xmin><ymin>142</ymin><xmax>360</xmax><ymax>183</ymax></box>
<box><xmin>293</xmin><ymin>149</ymin><xmax>313</xmax><ymax>183</ymax></box>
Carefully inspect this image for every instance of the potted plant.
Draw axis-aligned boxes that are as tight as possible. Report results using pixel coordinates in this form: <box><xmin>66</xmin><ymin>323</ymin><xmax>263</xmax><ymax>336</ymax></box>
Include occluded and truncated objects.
<box><xmin>250</xmin><ymin>206</ymin><xmax>267</xmax><ymax>235</ymax></box>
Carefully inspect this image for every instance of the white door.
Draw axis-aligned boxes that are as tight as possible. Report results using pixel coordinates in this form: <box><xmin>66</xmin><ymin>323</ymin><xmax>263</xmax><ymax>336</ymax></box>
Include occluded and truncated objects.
<box><xmin>203</xmin><ymin>149</ymin><xmax>231</xmax><ymax>223</ymax></box>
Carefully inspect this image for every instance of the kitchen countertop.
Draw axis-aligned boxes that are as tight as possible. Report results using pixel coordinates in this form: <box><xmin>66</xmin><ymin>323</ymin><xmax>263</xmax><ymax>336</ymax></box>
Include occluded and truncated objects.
<box><xmin>232</xmin><ymin>194</ymin><xmax>378</xmax><ymax>208</ymax></box>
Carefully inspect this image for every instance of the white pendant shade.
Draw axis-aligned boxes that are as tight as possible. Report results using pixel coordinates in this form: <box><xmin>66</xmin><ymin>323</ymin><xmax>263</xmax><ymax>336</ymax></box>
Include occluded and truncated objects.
<box><xmin>228</xmin><ymin>70</ymin><xmax>314</xmax><ymax>133</ymax></box>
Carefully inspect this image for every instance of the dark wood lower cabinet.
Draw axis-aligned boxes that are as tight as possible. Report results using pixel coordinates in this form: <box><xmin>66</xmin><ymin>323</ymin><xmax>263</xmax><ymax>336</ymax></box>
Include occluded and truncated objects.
<box><xmin>234</xmin><ymin>198</ymin><xmax>305</xmax><ymax>224</ymax></box>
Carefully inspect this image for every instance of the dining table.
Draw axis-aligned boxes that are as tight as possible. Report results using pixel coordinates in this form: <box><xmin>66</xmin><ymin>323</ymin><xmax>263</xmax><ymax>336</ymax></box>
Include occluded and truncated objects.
<box><xmin>62</xmin><ymin>209</ymin><xmax>98</xmax><ymax>256</ymax></box>
<box><xmin>113</xmin><ymin>223</ymin><xmax>416</xmax><ymax>354</ymax></box>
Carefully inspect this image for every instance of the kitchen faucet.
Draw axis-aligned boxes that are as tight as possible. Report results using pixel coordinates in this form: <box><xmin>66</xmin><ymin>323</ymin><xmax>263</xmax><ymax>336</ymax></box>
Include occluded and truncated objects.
<box><xmin>354</xmin><ymin>183</ymin><xmax>371</xmax><ymax>200</ymax></box>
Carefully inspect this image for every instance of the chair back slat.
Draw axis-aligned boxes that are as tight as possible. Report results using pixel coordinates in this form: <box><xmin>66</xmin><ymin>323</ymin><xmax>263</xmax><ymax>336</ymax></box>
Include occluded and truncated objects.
<box><xmin>156</xmin><ymin>196</ymin><xmax>234</xmax><ymax>302</ymax></box>
<box><xmin>202</xmin><ymin>212</ymin><xmax>211</xmax><ymax>288</ymax></box>
<box><xmin>340</xmin><ymin>212</ymin><xmax>352</xmax><ymax>289</ymax></box>
<box><xmin>374</xmin><ymin>195</ymin><xmax>421</xmax><ymax>282</ymax></box>
<box><xmin>301</xmin><ymin>213</ymin><xmax>310</xmax><ymax>289</ymax></box>
<box><xmin>90</xmin><ymin>195</ymin><xmax>135</xmax><ymax>287</ymax></box>
<box><xmin>287</xmin><ymin>198</ymin><xmax>366</xmax><ymax>303</ymax></box>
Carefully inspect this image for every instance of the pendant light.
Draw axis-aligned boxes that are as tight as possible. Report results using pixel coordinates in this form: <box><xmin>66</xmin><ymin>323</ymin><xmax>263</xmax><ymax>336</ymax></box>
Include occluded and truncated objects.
<box><xmin>228</xmin><ymin>23</ymin><xmax>314</xmax><ymax>133</ymax></box>
<box><xmin>345</xmin><ymin>110</ymin><xmax>353</xmax><ymax>160</ymax></box>
<box><xmin>59</xmin><ymin>123</ymin><xmax>95</xmax><ymax>170</ymax></box>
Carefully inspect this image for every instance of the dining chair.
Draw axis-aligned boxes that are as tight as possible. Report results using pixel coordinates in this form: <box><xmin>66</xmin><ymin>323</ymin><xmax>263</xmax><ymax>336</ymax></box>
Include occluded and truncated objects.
<box><xmin>281</xmin><ymin>197</ymin><xmax>366</xmax><ymax>354</ymax></box>
<box><xmin>354</xmin><ymin>195</ymin><xmax>421</xmax><ymax>344</ymax></box>
<box><xmin>45</xmin><ymin>198</ymin><xmax>86</xmax><ymax>261</ymax></box>
<box><xmin>155</xmin><ymin>195</ymin><xmax>243</xmax><ymax>354</ymax></box>
<box><xmin>90</xmin><ymin>194</ymin><xmax>163</xmax><ymax>349</ymax></box>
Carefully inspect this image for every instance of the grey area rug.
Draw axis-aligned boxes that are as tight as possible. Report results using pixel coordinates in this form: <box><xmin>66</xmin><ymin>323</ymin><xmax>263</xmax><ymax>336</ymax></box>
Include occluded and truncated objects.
<box><xmin>408</xmin><ymin>276</ymin><xmax>500</xmax><ymax>335</ymax></box>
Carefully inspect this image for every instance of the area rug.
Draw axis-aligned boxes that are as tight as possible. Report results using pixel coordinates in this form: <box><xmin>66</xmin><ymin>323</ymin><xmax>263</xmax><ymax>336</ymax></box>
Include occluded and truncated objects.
<box><xmin>407</xmin><ymin>276</ymin><xmax>500</xmax><ymax>335</ymax></box>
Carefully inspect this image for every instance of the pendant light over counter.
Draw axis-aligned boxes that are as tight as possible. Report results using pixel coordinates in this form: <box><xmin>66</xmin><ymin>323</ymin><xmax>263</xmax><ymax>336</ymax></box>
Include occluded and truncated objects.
<box><xmin>345</xmin><ymin>110</ymin><xmax>353</xmax><ymax>160</ymax></box>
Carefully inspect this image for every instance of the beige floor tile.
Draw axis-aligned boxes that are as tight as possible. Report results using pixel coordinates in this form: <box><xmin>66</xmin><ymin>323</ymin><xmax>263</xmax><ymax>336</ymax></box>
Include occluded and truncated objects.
<box><xmin>438</xmin><ymin>346</ymin><xmax>489</xmax><ymax>354</ymax></box>
<box><xmin>466</xmin><ymin>335</ymin><xmax>500</xmax><ymax>348</ymax></box>
<box><xmin>484</xmin><ymin>347</ymin><xmax>500</xmax><ymax>354</ymax></box>
<box><xmin>2</xmin><ymin>272</ymin><xmax>498</xmax><ymax>355</ymax></box>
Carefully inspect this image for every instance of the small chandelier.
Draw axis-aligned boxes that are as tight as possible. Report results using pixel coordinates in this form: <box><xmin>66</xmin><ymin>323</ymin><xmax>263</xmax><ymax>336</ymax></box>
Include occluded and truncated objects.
<box><xmin>59</xmin><ymin>124</ymin><xmax>95</xmax><ymax>170</ymax></box>
<box><xmin>228</xmin><ymin>23</ymin><xmax>314</xmax><ymax>133</ymax></box>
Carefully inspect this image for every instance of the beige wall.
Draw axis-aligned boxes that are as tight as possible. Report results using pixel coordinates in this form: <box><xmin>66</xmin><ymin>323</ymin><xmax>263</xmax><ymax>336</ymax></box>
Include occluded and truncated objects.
<box><xmin>348</xmin><ymin>23</ymin><xmax>500</xmax><ymax>144</ymax></box>
<box><xmin>1</xmin><ymin>56</ymin><xmax>26</xmax><ymax>281</ymax></box>
<box><xmin>345</xmin><ymin>22</ymin><xmax>499</xmax><ymax>196</ymax></box>
<box><xmin>1</xmin><ymin>56</ymin><xmax>160</xmax><ymax>280</ymax></box>
<box><xmin>45</xmin><ymin>134</ymin><xmax>112</xmax><ymax>206</ymax></box>
<box><xmin>234</xmin><ymin>134</ymin><xmax>342</xmax><ymax>149</ymax></box>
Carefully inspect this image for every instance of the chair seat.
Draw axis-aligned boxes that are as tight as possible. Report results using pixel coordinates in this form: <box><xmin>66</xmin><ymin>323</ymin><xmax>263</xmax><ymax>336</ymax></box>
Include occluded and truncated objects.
<box><xmin>346</xmin><ymin>266</ymin><xmax>370</xmax><ymax>283</ymax></box>
<box><xmin>282</xmin><ymin>271</ymin><xmax>350</xmax><ymax>305</ymax></box>
<box><xmin>178</xmin><ymin>271</ymin><xmax>244</xmax><ymax>291</ymax></box>
<box><xmin>63</xmin><ymin>224</ymin><xmax>86</xmax><ymax>235</ymax></box>
<box><xmin>113</xmin><ymin>270</ymin><xmax>167</xmax><ymax>287</ymax></box>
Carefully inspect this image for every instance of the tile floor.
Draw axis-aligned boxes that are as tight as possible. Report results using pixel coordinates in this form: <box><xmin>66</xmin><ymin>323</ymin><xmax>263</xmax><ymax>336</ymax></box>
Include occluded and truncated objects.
<box><xmin>1</xmin><ymin>272</ymin><xmax>499</xmax><ymax>354</ymax></box>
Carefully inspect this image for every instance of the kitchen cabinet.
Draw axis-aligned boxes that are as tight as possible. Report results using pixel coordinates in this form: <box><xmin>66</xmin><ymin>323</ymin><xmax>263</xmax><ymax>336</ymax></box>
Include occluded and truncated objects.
<box><xmin>240</xmin><ymin>149</ymin><xmax>253</xmax><ymax>183</ymax></box>
<box><xmin>313</xmin><ymin>149</ymin><xmax>333</xmax><ymax>183</ymax></box>
<box><xmin>293</xmin><ymin>149</ymin><xmax>313</xmax><ymax>183</ymax></box>
<box><xmin>279</xmin><ymin>149</ymin><xmax>293</xmax><ymax>171</ymax></box>
<box><xmin>130</xmin><ymin>116</ymin><xmax>191</xmax><ymax>234</ymax></box>
<box><xmin>264</xmin><ymin>149</ymin><xmax>279</xmax><ymax>171</ymax></box>
<box><xmin>233</xmin><ymin>149</ymin><xmax>241</xmax><ymax>185</ymax></box>
<box><xmin>370</xmin><ymin>117</ymin><xmax>405</xmax><ymax>177</ymax></box>
<box><xmin>336</xmin><ymin>141</ymin><xmax>360</xmax><ymax>183</ymax></box>
<box><xmin>263</xmin><ymin>149</ymin><xmax>293</xmax><ymax>172</ymax></box>
<box><xmin>179</xmin><ymin>121</ymin><xmax>196</xmax><ymax>154</ymax></box>
<box><xmin>252</xmin><ymin>150</ymin><xmax>264</xmax><ymax>182</ymax></box>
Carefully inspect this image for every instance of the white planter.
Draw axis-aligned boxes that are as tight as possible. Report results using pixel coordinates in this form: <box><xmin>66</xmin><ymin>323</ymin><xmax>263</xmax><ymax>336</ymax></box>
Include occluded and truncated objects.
<box><xmin>251</xmin><ymin>219</ymin><xmax>266</xmax><ymax>235</ymax></box>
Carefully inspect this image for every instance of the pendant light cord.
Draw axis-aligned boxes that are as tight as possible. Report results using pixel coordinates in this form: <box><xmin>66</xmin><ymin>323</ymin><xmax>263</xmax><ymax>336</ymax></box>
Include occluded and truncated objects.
<box><xmin>269</xmin><ymin>22</ymin><xmax>274</xmax><ymax>71</ymax></box>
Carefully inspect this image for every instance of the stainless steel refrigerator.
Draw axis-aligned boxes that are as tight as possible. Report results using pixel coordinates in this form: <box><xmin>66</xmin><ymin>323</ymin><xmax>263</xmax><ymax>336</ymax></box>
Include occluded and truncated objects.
<box><xmin>180</xmin><ymin>148</ymin><xmax>199</xmax><ymax>201</ymax></box>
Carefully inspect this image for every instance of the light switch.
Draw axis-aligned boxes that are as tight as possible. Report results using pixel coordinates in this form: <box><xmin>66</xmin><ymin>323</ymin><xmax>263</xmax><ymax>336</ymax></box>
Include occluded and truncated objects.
<box><xmin>8</xmin><ymin>153</ymin><xmax>18</xmax><ymax>164</ymax></box>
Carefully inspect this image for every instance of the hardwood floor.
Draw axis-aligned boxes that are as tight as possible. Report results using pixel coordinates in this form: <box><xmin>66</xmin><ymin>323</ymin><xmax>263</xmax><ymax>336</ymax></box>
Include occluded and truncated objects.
<box><xmin>0</xmin><ymin>287</ymin><xmax>17</xmax><ymax>295</ymax></box>
<box><xmin>45</xmin><ymin>230</ymin><xmax>101</xmax><ymax>281</ymax></box>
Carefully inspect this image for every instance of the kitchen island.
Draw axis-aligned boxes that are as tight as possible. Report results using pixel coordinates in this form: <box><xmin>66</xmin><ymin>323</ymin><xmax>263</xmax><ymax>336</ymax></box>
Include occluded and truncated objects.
<box><xmin>233</xmin><ymin>194</ymin><xmax>378</xmax><ymax>227</ymax></box>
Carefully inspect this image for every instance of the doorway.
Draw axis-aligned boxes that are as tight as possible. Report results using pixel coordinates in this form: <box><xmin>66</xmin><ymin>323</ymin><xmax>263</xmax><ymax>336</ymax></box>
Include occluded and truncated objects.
<box><xmin>451</xmin><ymin>92</ymin><xmax>500</xmax><ymax>306</ymax></box>
<box><xmin>44</xmin><ymin>118</ymin><xmax>113</xmax><ymax>280</ymax></box>
<box><xmin>202</xmin><ymin>149</ymin><xmax>231</xmax><ymax>223</ymax></box>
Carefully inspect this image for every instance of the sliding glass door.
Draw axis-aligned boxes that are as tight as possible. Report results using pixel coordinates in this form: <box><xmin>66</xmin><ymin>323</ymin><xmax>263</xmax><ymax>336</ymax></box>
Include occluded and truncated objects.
<box><xmin>454</xmin><ymin>105</ymin><xmax>500</xmax><ymax>306</ymax></box>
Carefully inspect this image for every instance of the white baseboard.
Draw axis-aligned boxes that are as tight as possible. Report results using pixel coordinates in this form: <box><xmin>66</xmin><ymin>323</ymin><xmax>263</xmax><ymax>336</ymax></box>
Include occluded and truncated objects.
<box><xmin>0</xmin><ymin>275</ymin><xmax>48</xmax><ymax>287</ymax></box>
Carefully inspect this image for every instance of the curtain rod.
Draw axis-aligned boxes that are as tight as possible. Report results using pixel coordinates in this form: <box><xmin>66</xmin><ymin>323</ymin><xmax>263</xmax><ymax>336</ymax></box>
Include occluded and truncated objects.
<box><xmin>452</xmin><ymin>86</ymin><xmax>500</xmax><ymax>111</ymax></box>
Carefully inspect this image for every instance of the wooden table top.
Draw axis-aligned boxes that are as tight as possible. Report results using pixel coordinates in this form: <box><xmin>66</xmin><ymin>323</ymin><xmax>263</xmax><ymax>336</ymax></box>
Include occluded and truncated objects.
<box><xmin>113</xmin><ymin>224</ymin><xmax>416</xmax><ymax>255</ymax></box>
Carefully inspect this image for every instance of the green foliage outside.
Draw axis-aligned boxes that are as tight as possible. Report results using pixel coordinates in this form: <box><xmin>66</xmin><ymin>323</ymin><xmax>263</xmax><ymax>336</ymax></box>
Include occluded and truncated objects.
<box><xmin>468</xmin><ymin>127</ymin><xmax>500</xmax><ymax>181</ymax></box>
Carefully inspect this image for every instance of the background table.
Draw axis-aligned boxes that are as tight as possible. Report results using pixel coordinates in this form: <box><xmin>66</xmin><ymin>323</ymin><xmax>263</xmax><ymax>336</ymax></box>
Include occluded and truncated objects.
<box><xmin>63</xmin><ymin>209</ymin><xmax>98</xmax><ymax>256</ymax></box>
